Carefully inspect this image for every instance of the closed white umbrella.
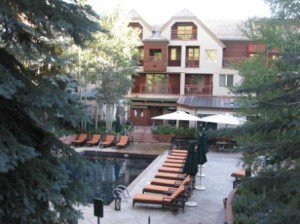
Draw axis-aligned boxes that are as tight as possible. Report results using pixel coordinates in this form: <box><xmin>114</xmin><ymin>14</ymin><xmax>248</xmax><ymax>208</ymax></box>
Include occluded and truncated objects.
<box><xmin>200</xmin><ymin>113</ymin><xmax>246</xmax><ymax>126</ymax></box>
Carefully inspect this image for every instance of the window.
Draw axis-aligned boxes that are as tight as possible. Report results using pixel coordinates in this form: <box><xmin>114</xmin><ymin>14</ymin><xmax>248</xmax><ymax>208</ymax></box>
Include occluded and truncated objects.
<box><xmin>219</xmin><ymin>74</ymin><xmax>234</xmax><ymax>87</ymax></box>
<box><xmin>146</xmin><ymin>74</ymin><xmax>168</xmax><ymax>93</ymax></box>
<box><xmin>149</xmin><ymin>49</ymin><xmax>162</xmax><ymax>61</ymax></box>
<box><xmin>205</xmin><ymin>49</ymin><xmax>217</xmax><ymax>63</ymax></box>
<box><xmin>177</xmin><ymin>25</ymin><xmax>193</xmax><ymax>40</ymax></box>
<box><xmin>187</xmin><ymin>47</ymin><xmax>199</xmax><ymax>60</ymax></box>
<box><xmin>170</xmin><ymin>48</ymin><xmax>177</xmax><ymax>61</ymax></box>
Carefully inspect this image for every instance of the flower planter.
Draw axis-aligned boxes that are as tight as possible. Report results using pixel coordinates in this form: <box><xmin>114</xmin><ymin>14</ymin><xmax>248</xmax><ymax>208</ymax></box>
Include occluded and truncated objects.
<box><xmin>154</xmin><ymin>134</ymin><xmax>174</xmax><ymax>143</ymax></box>
<box><xmin>224</xmin><ymin>187</ymin><xmax>238</xmax><ymax>224</ymax></box>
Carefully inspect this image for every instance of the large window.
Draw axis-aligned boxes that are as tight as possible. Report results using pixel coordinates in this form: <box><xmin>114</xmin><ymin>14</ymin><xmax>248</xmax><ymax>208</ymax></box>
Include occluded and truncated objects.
<box><xmin>146</xmin><ymin>74</ymin><xmax>169</xmax><ymax>93</ymax></box>
<box><xmin>186</xmin><ymin>47</ymin><xmax>199</xmax><ymax>67</ymax></box>
<box><xmin>219</xmin><ymin>74</ymin><xmax>234</xmax><ymax>87</ymax></box>
<box><xmin>205</xmin><ymin>49</ymin><xmax>217</xmax><ymax>63</ymax></box>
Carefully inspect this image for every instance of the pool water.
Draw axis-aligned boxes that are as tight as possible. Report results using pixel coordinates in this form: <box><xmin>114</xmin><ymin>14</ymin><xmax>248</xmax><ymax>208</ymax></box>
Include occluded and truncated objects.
<box><xmin>82</xmin><ymin>156</ymin><xmax>155</xmax><ymax>205</ymax></box>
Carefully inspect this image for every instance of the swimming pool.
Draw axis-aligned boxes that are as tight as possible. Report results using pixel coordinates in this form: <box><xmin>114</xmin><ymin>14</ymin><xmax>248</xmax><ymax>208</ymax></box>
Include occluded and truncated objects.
<box><xmin>80</xmin><ymin>151</ymin><xmax>156</xmax><ymax>205</ymax></box>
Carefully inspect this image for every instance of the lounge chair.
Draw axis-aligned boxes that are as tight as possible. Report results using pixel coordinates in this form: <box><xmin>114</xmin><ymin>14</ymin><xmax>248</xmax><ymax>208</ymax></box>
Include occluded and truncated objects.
<box><xmin>155</xmin><ymin>172</ymin><xmax>186</xmax><ymax>180</ymax></box>
<box><xmin>86</xmin><ymin>134</ymin><xmax>101</xmax><ymax>146</ymax></box>
<box><xmin>167</xmin><ymin>155</ymin><xmax>186</xmax><ymax>160</ymax></box>
<box><xmin>71</xmin><ymin>133</ymin><xmax>88</xmax><ymax>146</ymax></box>
<box><xmin>101</xmin><ymin>135</ymin><xmax>115</xmax><ymax>147</ymax></box>
<box><xmin>162</xmin><ymin>163</ymin><xmax>184</xmax><ymax>168</ymax></box>
<box><xmin>116</xmin><ymin>135</ymin><xmax>129</xmax><ymax>149</ymax></box>
<box><xmin>151</xmin><ymin>178</ymin><xmax>184</xmax><ymax>187</ymax></box>
<box><xmin>171</xmin><ymin>149</ymin><xmax>187</xmax><ymax>154</ymax></box>
<box><xmin>143</xmin><ymin>176</ymin><xmax>192</xmax><ymax>195</ymax></box>
<box><xmin>165</xmin><ymin>159</ymin><xmax>186</xmax><ymax>164</ymax></box>
<box><xmin>132</xmin><ymin>185</ymin><xmax>186</xmax><ymax>211</ymax></box>
<box><xmin>170</xmin><ymin>152</ymin><xmax>187</xmax><ymax>157</ymax></box>
<box><xmin>158</xmin><ymin>166</ymin><xmax>183</xmax><ymax>174</ymax></box>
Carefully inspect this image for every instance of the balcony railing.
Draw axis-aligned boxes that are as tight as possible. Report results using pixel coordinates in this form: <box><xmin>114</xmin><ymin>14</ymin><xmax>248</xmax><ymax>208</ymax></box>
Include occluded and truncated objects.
<box><xmin>171</xmin><ymin>30</ymin><xmax>197</xmax><ymax>40</ymax></box>
<box><xmin>139</xmin><ymin>84</ymin><xmax>172</xmax><ymax>94</ymax></box>
<box><xmin>185</xmin><ymin>84</ymin><xmax>212</xmax><ymax>95</ymax></box>
<box><xmin>185</xmin><ymin>59</ymin><xmax>199</xmax><ymax>67</ymax></box>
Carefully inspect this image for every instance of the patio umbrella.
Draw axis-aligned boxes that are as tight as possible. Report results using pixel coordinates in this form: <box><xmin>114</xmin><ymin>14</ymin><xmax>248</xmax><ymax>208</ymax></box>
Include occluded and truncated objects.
<box><xmin>151</xmin><ymin>110</ymin><xmax>202</xmax><ymax>121</ymax></box>
<box><xmin>183</xmin><ymin>141</ymin><xmax>199</xmax><ymax>207</ymax></box>
<box><xmin>200</xmin><ymin>113</ymin><xmax>246</xmax><ymax>126</ymax></box>
<box><xmin>182</xmin><ymin>141</ymin><xmax>199</xmax><ymax>178</ymax></box>
<box><xmin>195</xmin><ymin>133</ymin><xmax>207</xmax><ymax>191</ymax></box>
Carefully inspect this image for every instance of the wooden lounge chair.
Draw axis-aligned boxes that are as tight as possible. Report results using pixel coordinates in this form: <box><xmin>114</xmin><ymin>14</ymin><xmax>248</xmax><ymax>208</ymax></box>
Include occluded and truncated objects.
<box><xmin>165</xmin><ymin>159</ymin><xmax>186</xmax><ymax>164</ymax></box>
<box><xmin>101</xmin><ymin>135</ymin><xmax>115</xmax><ymax>147</ymax></box>
<box><xmin>167</xmin><ymin>155</ymin><xmax>186</xmax><ymax>160</ymax></box>
<box><xmin>170</xmin><ymin>152</ymin><xmax>187</xmax><ymax>157</ymax></box>
<box><xmin>86</xmin><ymin>134</ymin><xmax>101</xmax><ymax>146</ymax></box>
<box><xmin>172</xmin><ymin>149</ymin><xmax>188</xmax><ymax>154</ymax></box>
<box><xmin>162</xmin><ymin>163</ymin><xmax>184</xmax><ymax>168</ymax></box>
<box><xmin>155</xmin><ymin>172</ymin><xmax>186</xmax><ymax>180</ymax></box>
<box><xmin>116</xmin><ymin>135</ymin><xmax>129</xmax><ymax>149</ymax></box>
<box><xmin>151</xmin><ymin>178</ymin><xmax>185</xmax><ymax>187</ymax></box>
<box><xmin>71</xmin><ymin>133</ymin><xmax>88</xmax><ymax>146</ymax></box>
<box><xmin>132</xmin><ymin>185</ymin><xmax>186</xmax><ymax>211</ymax></box>
<box><xmin>143</xmin><ymin>176</ymin><xmax>191</xmax><ymax>195</ymax></box>
<box><xmin>158</xmin><ymin>166</ymin><xmax>183</xmax><ymax>174</ymax></box>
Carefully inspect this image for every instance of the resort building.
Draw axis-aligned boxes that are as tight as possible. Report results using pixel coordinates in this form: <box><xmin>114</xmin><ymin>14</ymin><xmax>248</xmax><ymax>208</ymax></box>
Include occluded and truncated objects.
<box><xmin>126</xmin><ymin>9</ymin><xmax>276</xmax><ymax>128</ymax></box>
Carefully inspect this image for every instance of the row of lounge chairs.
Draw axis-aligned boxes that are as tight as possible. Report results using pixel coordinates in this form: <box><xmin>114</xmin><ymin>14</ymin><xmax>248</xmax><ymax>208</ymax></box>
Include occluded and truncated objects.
<box><xmin>71</xmin><ymin>133</ymin><xmax>129</xmax><ymax>149</ymax></box>
<box><xmin>132</xmin><ymin>149</ymin><xmax>192</xmax><ymax>211</ymax></box>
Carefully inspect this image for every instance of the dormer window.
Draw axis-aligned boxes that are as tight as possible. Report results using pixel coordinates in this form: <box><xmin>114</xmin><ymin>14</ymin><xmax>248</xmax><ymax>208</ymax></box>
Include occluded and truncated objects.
<box><xmin>128</xmin><ymin>22</ymin><xmax>143</xmax><ymax>40</ymax></box>
<box><xmin>171</xmin><ymin>22</ymin><xmax>197</xmax><ymax>40</ymax></box>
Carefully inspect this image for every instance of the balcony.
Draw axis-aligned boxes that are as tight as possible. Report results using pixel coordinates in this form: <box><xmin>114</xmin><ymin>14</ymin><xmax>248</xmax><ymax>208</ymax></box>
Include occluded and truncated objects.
<box><xmin>185</xmin><ymin>84</ymin><xmax>212</xmax><ymax>96</ymax></box>
<box><xmin>171</xmin><ymin>30</ymin><xmax>197</xmax><ymax>40</ymax></box>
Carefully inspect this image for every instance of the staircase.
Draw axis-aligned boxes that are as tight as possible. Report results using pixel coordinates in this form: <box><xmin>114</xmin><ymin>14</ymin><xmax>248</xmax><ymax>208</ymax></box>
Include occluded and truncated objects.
<box><xmin>128</xmin><ymin>126</ymin><xmax>159</xmax><ymax>143</ymax></box>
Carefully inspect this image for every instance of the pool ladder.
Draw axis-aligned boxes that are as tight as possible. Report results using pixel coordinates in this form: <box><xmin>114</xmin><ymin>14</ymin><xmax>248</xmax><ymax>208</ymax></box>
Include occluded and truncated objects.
<box><xmin>112</xmin><ymin>185</ymin><xmax>130</xmax><ymax>202</ymax></box>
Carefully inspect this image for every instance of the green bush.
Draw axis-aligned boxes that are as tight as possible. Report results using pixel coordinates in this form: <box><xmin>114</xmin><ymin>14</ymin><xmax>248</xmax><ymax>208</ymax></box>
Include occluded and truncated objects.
<box><xmin>152</xmin><ymin>125</ymin><xmax>197</xmax><ymax>138</ymax></box>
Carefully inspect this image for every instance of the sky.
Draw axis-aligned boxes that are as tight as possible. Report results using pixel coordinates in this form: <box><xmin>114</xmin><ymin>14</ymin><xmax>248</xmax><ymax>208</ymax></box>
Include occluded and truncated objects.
<box><xmin>87</xmin><ymin>0</ymin><xmax>271</xmax><ymax>24</ymax></box>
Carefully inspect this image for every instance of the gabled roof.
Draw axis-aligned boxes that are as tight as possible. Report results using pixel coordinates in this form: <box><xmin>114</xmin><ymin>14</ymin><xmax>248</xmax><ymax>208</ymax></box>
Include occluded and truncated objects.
<box><xmin>128</xmin><ymin>9</ymin><xmax>153</xmax><ymax>32</ymax></box>
<box><xmin>203</xmin><ymin>20</ymin><xmax>249</xmax><ymax>41</ymax></box>
<box><xmin>161</xmin><ymin>9</ymin><xmax>225</xmax><ymax>48</ymax></box>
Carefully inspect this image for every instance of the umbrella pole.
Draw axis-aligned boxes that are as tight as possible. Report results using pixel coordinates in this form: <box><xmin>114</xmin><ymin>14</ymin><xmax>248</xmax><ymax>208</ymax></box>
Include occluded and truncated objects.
<box><xmin>197</xmin><ymin>164</ymin><xmax>206</xmax><ymax>177</ymax></box>
<box><xmin>195</xmin><ymin>165</ymin><xmax>206</xmax><ymax>191</ymax></box>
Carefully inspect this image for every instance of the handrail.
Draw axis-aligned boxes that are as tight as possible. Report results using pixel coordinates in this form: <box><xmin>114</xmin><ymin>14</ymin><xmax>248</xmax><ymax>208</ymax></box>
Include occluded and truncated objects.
<box><xmin>112</xmin><ymin>185</ymin><xmax>130</xmax><ymax>202</ymax></box>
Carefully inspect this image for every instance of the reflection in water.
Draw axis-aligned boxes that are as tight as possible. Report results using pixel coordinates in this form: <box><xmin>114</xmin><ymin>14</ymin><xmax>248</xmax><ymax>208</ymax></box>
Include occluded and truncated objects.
<box><xmin>82</xmin><ymin>157</ymin><xmax>154</xmax><ymax>205</ymax></box>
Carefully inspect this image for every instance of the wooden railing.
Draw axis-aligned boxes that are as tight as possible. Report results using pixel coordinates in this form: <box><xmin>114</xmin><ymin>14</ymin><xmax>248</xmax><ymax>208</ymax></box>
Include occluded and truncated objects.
<box><xmin>185</xmin><ymin>84</ymin><xmax>212</xmax><ymax>95</ymax></box>
<box><xmin>139</xmin><ymin>84</ymin><xmax>172</xmax><ymax>94</ymax></box>
<box><xmin>171</xmin><ymin>30</ymin><xmax>197</xmax><ymax>40</ymax></box>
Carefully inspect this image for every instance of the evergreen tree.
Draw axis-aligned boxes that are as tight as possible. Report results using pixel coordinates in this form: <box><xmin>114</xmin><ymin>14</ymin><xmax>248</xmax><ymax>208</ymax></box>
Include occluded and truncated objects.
<box><xmin>226</xmin><ymin>0</ymin><xmax>300</xmax><ymax>222</ymax></box>
<box><xmin>0</xmin><ymin>1</ymin><xmax>102</xmax><ymax>223</ymax></box>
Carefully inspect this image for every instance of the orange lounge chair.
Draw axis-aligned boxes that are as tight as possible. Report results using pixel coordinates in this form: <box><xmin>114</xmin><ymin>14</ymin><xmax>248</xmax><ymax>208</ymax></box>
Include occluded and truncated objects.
<box><xmin>86</xmin><ymin>134</ymin><xmax>101</xmax><ymax>146</ymax></box>
<box><xmin>101</xmin><ymin>135</ymin><xmax>115</xmax><ymax>147</ymax></box>
<box><xmin>132</xmin><ymin>185</ymin><xmax>186</xmax><ymax>211</ymax></box>
<box><xmin>151</xmin><ymin>178</ymin><xmax>184</xmax><ymax>187</ymax></box>
<box><xmin>158</xmin><ymin>166</ymin><xmax>183</xmax><ymax>174</ymax></box>
<box><xmin>155</xmin><ymin>172</ymin><xmax>186</xmax><ymax>180</ymax></box>
<box><xmin>143</xmin><ymin>176</ymin><xmax>191</xmax><ymax>194</ymax></box>
<box><xmin>71</xmin><ymin>133</ymin><xmax>88</xmax><ymax>146</ymax></box>
<box><xmin>162</xmin><ymin>163</ymin><xmax>184</xmax><ymax>168</ymax></box>
<box><xmin>165</xmin><ymin>159</ymin><xmax>185</xmax><ymax>164</ymax></box>
<box><xmin>170</xmin><ymin>152</ymin><xmax>187</xmax><ymax>157</ymax></box>
<box><xmin>116</xmin><ymin>135</ymin><xmax>129</xmax><ymax>149</ymax></box>
<box><xmin>167</xmin><ymin>155</ymin><xmax>186</xmax><ymax>160</ymax></box>
<box><xmin>171</xmin><ymin>149</ymin><xmax>187</xmax><ymax>154</ymax></box>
